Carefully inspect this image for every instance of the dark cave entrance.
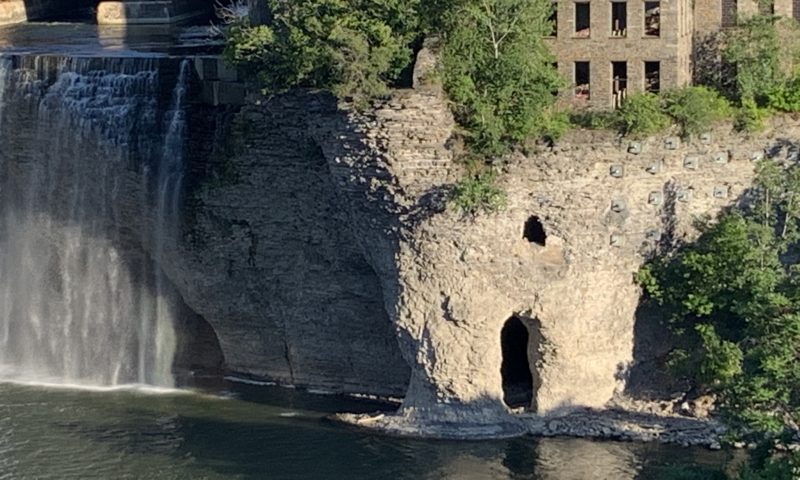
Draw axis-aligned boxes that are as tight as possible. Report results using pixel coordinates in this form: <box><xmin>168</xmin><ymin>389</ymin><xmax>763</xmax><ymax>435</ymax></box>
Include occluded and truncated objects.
<box><xmin>501</xmin><ymin>316</ymin><xmax>534</xmax><ymax>409</ymax></box>
<box><xmin>171</xmin><ymin>296</ymin><xmax>226</xmax><ymax>388</ymax></box>
<box><xmin>523</xmin><ymin>216</ymin><xmax>547</xmax><ymax>246</ymax></box>
<box><xmin>138</xmin><ymin>261</ymin><xmax>226</xmax><ymax>389</ymax></box>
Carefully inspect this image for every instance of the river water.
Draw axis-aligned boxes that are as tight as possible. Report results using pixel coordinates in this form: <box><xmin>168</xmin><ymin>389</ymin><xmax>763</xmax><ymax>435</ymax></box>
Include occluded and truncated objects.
<box><xmin>0</xmin><ymin>381</ymin><xmax>729</xmax><ymax>480</ymax></box>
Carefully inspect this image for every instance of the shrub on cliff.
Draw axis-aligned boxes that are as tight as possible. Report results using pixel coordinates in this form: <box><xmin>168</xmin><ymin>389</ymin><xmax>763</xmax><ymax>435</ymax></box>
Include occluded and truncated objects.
<box><xmin>450</xmin><ymin>170</ymin><xmax>507</xmax><ymax>215</ymax></box>
<box><xmin>722</xmin><ymin>15</ymin><xmax>800</xmax><ymax>105</ymax></box>
<box><xmin>637</xmin><ymin>159</ymin><xmax>800</xmax><ymax>439</ymax></box>
<box><xmin>439</xmin><ymin>0</ymin><xmax>562</xmax><ymax>157</ymax></box>
<box><xmin>663</xmin><ymin>86</ymin><xmax>732</xmax><ymax>137</ymax></box>
<box><xmin>222</xmin><ymin>0</ymin><xmax>421</xmax><ymax>105</ymax></box>
<box><xmin>735</xmin><ymin>97</ymin><xmax>770</xmax><ymax>132</ymax></box>
<box><xmin>615</xmin><ymin>92</ymin><xmax>671</xmax><ymax>137</ymax></box>
<box><xmin>767</xmin><ymin>75</ymin><xmax>800</xmax><ymax>113</ymax></box>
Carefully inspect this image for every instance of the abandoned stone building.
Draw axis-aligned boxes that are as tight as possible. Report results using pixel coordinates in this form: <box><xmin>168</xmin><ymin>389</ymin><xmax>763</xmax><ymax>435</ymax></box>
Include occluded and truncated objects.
<box><xmin>546</xmin><ymin>0</ymin><xmax>800</xmax><ymax>109</ymax></box>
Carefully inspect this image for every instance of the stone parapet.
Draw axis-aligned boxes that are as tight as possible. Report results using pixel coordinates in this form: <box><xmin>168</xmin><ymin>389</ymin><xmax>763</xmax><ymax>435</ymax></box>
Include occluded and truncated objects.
<box><xmin>0</xmin><ymin>0</ymin><xmax>26</xmax><ymax>25</ymax></box>
<box><xmin>97</xmin><ymin>0</ymin><xmax>211</xmax><ymax>25</ymax></box>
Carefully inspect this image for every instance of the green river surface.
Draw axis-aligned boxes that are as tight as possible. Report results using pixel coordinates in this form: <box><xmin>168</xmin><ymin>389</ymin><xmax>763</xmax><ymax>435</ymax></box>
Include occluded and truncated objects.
<box><xmin>0</xmin><ymin>381</ymin><xmax>731</xmax><ymax>480</ymax></box>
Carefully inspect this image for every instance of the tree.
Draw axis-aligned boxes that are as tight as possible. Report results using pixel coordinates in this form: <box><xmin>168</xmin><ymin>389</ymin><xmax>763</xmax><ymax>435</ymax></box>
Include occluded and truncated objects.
<box><xmin>662</xmin><ymin>86</ymin><xmax>731</xmax><ymax>137</ymax></box>
<box><xmin>439</xmin><ymin>0</ymin><xmax>563</xmax><ymax>158</ymax></box>
<box><xmin>615</xmin><ymin>92</ymin><xmax>671</xmax><ymax>137</ymax></box>
<box><xmin>638</xmin><ymin>158</ymin><xmax>800</xmax><ymax>438</ymax></box>
<box><xmin>223</xmin><ymin>0</ymin><xmax>421</xmax><ymax>105</ymax></box>
<box><xmin>722</xmin><ymin>15</ymin><xmax>800</xmax><ymax>105</ymax></box>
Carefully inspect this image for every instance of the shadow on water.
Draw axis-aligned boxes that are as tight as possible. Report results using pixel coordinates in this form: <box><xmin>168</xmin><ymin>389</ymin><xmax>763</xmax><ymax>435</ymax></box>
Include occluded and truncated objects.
<box><xmin>3</xmin><ymin>383</ymin><xmax>731</xmax><ymax>480</ymax></box>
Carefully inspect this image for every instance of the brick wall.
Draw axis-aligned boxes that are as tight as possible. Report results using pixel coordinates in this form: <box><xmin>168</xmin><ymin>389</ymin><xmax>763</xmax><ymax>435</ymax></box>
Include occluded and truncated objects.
<box><xmin>546</xmin><ymin>0</ymin><xmax>692</xmax><ymax>110</ymax></box>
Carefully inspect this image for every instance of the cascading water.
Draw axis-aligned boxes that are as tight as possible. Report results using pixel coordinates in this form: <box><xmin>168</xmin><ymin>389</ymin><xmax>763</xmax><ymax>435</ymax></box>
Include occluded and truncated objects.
<box><xmin>0</xmin><ymin>55</ymin><xmax>190</xmax><ymax>387</ymax></box>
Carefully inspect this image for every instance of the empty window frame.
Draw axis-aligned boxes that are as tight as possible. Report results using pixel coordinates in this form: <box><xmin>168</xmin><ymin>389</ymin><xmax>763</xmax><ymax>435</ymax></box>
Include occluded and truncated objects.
<box><xmin>611</xmin><ymin>2</ymin><xmax>627</xmax><ymax>36</ymax></box>
<box><xmin>575</xmin><ymin>2</ymin><xmax>590</xmax><ymax>37</ymax></box>
<box><xmin>551</xmin><ymin>62</ymin><xmax>560</xmax><ymax>96</ymax></box>
<box><xmin>612</xmin><ymin>61</ymin><xmax>627</xmax><ymax>108</ymax></box>
<box><xmin>548</xmin><ymin>2</ymin><xmax>558</xmax><ymax>36</ymax></box>
<box><xmin>721</xmin><ymin>0</ymin><xmax>736</xmax><ymax>27</ymax></box>
<box><xmin>645</xmin><ymin>61</ymin><xmax>660</xmax><ymax>93</ymax></box>
<box><xmin>644</xmin><ymin>1</ymin><xmax>660</xmax><ymax>36</ymax></box>
<box><xmin>575</xmin><ymin>61</ymin><xmax>590</xmax><ymax>100</ymax></box>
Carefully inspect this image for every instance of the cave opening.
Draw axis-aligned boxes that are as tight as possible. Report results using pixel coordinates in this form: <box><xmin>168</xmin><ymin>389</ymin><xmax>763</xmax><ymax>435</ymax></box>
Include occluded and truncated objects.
<box><xmin>170</xmin><ymin>294</ymin><xmax>226</xmax><ymax>389</ymax></box>
<box><xmin>523</xmin><ymin>216</ymin><xmax>547</xmax><ymax>246</ymax></box>
<box><xmin>501</xmin><ymin>316</ymin><xmax>534</xmax><ymax>409</ymax></box>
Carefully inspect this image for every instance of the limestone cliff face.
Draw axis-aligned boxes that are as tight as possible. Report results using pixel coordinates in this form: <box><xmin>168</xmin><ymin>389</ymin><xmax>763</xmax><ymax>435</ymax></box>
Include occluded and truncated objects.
<box><xmin>164</xmin><ymin>93</ymin><xmax>412</xmax><ymax>396</ymax></box>
<box><xmin>294</xmin><ymin>80</ymin><xmax>798</xmax><ymax>435</ymax></box>
<box><xmin>176</xmin><ymin>74</ymin><xmax>800</xmax><ymax>435</ymax></box>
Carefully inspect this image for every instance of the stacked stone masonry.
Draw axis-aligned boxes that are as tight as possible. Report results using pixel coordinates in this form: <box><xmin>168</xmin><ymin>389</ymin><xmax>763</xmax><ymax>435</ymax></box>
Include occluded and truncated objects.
<box><xmin>548</xmin><ymin>0</ymin><xmax>798</xmax><ymax>109</ymax></box>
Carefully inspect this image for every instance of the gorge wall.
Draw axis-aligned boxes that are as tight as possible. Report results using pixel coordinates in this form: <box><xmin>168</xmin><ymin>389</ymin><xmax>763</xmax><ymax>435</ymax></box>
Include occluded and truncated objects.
<box><xmin>173</xmin><ymin>65</ymin><xmax>799</xmax><ymax>436</ymax></box>
<box><xmin>3</xmin><ymin>46</ymin><xmax>798</xmax><ymax>437</ymax></box>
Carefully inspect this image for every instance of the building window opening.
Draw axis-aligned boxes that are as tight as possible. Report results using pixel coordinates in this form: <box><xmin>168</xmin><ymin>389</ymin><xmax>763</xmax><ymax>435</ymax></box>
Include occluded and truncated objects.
<box><xmin>644</xmin><ymin>1</ymin><xmax>660</xmax><ymax>36</ymax></box>
<box><xmin>575</xmin><ymin>61</ymin><xmax>590</xmax><ymax>100</ymax></box>
<box><xmin>612</xmin><ymin>61</ymin><xmax>628</xmax><ymax>108</ymax></box>
<box><xmin>645</xmin><ymin>61</ymin><xmax>660</xmax><ymax>93</ymax></box>
<box><xmin>501</xmin><ymin>316</ymin><xmax>533</xmax><ymax>409</ymax></box>
<box><xmin>523</xmin><ymin>216</ymin><xmax>547</xmax><ymax>246</ymax></box>
<box><xmin>611</xmin><ymin>2</ymin><xmax>627</xmax><ymax>36</ymax></box>
<box><xmin>575</xmin><ymin>2</ymin><xmax>591</xmax><ymax>37</ymax></box>
<box><xmin>548</xmin><ymin>2</ymin><xmax>558</xmax><ymax>36</ymax></box>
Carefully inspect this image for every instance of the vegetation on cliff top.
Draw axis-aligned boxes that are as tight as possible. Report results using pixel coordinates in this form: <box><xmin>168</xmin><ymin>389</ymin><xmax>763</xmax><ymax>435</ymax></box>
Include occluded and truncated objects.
<box><xmin>223</xmin><ymin>0</ymin><xmax>421</xmax><ymax>106</ymax></box>
<box><xmin>437</xmin><ymin>0</ymin><xmax>563</xmax><ymax>157</ymax></box>
<box><xmin>222</xmin><ymin>0</ymin><xmax>560</xmax><ymax>151</ymax></box>
<box><xmin>222</xmin><ymin>4</ymin><xmax>800</xmax><ymax>212</ymax></box>
<box><xmin>222</xmin><ymin>0</ymin><xmax>559</xmax><ymax>214</ymax></box>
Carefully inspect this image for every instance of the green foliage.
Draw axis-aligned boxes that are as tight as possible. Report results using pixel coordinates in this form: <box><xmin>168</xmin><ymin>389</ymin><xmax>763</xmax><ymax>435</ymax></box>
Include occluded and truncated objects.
<box><xmin>654</xmin><ymin>454</ymin><xmax>800</xmax><ymax>480</ymax></box>
<box><xmin>722</xmin><ymin>16</ymin><xmax>800</xmax><ymax>105</ymax></box>
<box><xmin>736</xmin><ymin>97</ymin><xmax>769</xmax><ymax>132</ymax></box>
<box><xmin>450</xmin><ymin>171</ymin><xmax>507</xmax><ymax>215</ymax></box>
<box><xmin>663</xmin><ymin>86</ymin><xmax>732</xmax><ymax>137</ymax></box>
<box><xmin>653</xmin><ymin>465</ymin><xmax>727</xmax><ymax>480</ymax></box>
<box><xmin>766</xmin><ymin>75</ymin><xmax>800</xmax><ymax>113</ymax></box>
<box><xmin>223</xmin><ymin>0</ymin><xmax>421</xmax><ymax>105</ymax></box>
<box><xmin>723</xmin><ymin>15</ymin><xmax>784</xmax><ymax>103</ymax></box>
<box><xmin>537</xmin><ymin>108</ymin><xmax>571</xmax><ymax>142</ymax></box>
<box><xmin>615</xmin><ymin>92</ymin><xmax>671</xmax><ymax>137</ymax></box>
<box><xmin>439</xmin><ymin>0</ymin><xmax>563</xmax><ymax>158</ymax></box>
<box><xmin>737</xmin><ymin>452</ymin><xmax>800</xmax><ymax>480</ymax></box>
<box><xmin>696</xmin><ymin>323</ymin><xmax>743</xmax><ymax>384</ymax></box>
<box><xmin>568</xmin><ymin>110</ymin><xmax>618</xmax><ymax>130</ymax></box>
<box><xmin>638</xmin><ymin>159</ymin><xmax>800</xmax><ymax>439</ymax></box>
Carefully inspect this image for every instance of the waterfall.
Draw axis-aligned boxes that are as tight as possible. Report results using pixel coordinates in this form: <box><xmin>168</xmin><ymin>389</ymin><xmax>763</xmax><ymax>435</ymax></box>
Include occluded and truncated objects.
<box><xmin>0</xmin><ymin>55</ymin><xmax>190</xmax><ymax>387</ymax></box>
<box><xmin>0</xmin><ymin>58</ymin><xmax>10</xmax><ymax>130</ymax></box>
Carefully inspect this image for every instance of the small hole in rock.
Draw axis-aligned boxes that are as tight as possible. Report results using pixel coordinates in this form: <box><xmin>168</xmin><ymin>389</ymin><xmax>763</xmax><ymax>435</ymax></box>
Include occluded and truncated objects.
<box><xmin>523</xmin><ymin>216</ymin><xmax>547</xmax><ymax>246</ymax></box>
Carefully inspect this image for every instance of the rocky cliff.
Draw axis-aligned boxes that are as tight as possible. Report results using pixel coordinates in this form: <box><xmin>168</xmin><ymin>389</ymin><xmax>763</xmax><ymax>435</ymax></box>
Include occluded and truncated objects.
<box><xmin>4</xmin><ymin>50</ymin><xmax>798</xmax><ymax>438</ymax></box>
<box><xmin>173</xmin><ymin>65</ymin><xmax>800</xmax><ymax>437</ymax></box>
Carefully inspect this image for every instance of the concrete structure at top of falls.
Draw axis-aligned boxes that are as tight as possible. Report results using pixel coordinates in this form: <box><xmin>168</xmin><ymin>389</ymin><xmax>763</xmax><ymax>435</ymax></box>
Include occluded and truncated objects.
<box><xmin>0</xmin><ymin>55</ymin><xmax>195</xmax><ymax>387</ymax></box>
<box><xmin>0</xmin><ymin>0</ymin><xmax>213</xmax><ymax>25</ymax></box>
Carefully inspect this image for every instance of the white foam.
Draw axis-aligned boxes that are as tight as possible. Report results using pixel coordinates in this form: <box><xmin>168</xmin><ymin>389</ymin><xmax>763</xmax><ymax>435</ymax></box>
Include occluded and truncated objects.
<box><xmin>0</xmin><ymin>377</ymin><xmax>187</xmax><ymax>395</ymax></box>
